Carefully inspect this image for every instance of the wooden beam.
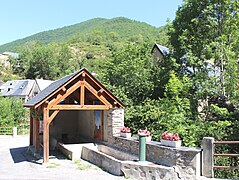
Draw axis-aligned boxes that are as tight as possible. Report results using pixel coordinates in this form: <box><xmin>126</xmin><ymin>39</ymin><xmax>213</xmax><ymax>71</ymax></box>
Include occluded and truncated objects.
<box><xmin>71</xmin><ymin>90</ymin><xmax>80</xmax><ymax>104</ymax></box>
<box><xmin>86</xmin><ymin>72</ymin><xmax>124</xmax><ymax>107</ymax></box>
<box><xmin>80</xmin><ymin>82</ymin><xmax>84</xmax><ymax>106</ymax></box>
<box><xmin>33</xmin><ymin>71</ymin><xmax>85</xmax><ymax>108</ymax></box>
<box><xmin>35</xmin><ymin>119</ymin><xmax>40</xmax><ymax>152</ymax></box>
<box><xmin>49</xmin><ymin>105</ymin><xmax>110</xmax><ymax>110</ymax></box>
<box><xmin>47</xmin><ymin>110</ymin><xmax>60</xmax><ymax>125</ymax></box>
<box><xmin>49</xmin><ymin>81</ymin><xmax>82</xmax><ymax>108</ymax></box>
<box><xmin>30</xmin><ymin>108</ymin><xmax>34</xmax><ymax>146</ymax></box>
<box><xmin>98</xmin><ymin>89</ymin><xmax>104</xmax><ymax>95</ymax></box>
<box><xmin>43</xmin><ymin>103</ymin><xmax>49</xmax><ymax>163</ymax></box>
<box><xmin>84</xmin><ymin>81</ymin><xmax>112</xmax><ymax>107</ymax></box>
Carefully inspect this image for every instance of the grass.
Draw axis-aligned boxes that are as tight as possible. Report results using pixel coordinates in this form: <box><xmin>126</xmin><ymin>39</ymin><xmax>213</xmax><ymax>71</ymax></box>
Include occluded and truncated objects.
<box><xmin>74</xmin><ymin>160</ymin><xmax>93</xmax><ymax>170</ymax></box>
<box><xmin>46</xmin><ymin>162</ymin><xmax>61</xmax><ymax>168</ymax></box>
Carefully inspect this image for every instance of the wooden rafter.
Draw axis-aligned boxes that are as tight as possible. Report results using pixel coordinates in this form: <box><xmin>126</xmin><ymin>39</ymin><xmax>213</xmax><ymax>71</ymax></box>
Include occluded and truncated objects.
<box><xmin>49</xmin><ymin>105</ymin><xmax>110</xmax><ymax>110</ymax></box>
<box><xmin>47</xmin><ymin>110</ymin><xmax>60</xmax><ymax>125</ymax></box>
<box><xmin>84</xmin><ymin>81</ymin><xmax>112</xmax><ymax>107</ymax></box>
<box><xmin>86</xmin><ymin>72</ymin><xmax>123</xmax><ymax>107</ymax></box>
<box><xmin>48</xmin><ymin>81</ymin><xmax>82</xmax><ymax>108</ymax></box>
<box><xmin>80</xmin><ymin>82</ymin><xmax>85</xmax><ymax>106</ymax></box>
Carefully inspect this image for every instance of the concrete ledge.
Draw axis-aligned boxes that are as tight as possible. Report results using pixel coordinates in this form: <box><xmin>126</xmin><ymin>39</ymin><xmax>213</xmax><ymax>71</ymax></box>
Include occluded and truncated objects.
<box><xmin>58</xmin><ymin>142</ymin><xmax>96</xmax><ymax>161</ymax></box>
<box><xmin>82</xmin><ymin>145</ymin><xmax>122</xmax><ymax>176</ymax></box>
<box><xmin>81</xmin><ymin>145</ymin><xmax>179</xmax><ymax>179</ymax></box>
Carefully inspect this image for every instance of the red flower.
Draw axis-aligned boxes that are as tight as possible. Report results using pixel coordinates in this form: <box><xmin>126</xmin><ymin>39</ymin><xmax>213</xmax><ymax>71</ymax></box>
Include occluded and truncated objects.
<box><xmin>120</xmin><ymin>127</ymin><xmax>131</xmax><ymax>133</ymax></box>
<box><xmin>161</xmin><ymin>131</ymin><xmax>180</xmax><ymax>141</ymax></box>
<box><xmin>137</xmin><ymin>129</ymin><xmax>151</xmax><ymax>137</ymax></box>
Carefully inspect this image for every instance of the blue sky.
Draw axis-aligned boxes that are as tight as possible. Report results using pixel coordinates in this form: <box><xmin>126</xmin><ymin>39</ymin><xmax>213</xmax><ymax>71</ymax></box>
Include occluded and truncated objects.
<box><xmin>0</xmin><ymin>0</ymin><xmax>182</xmax><ymax>45</ymax></box>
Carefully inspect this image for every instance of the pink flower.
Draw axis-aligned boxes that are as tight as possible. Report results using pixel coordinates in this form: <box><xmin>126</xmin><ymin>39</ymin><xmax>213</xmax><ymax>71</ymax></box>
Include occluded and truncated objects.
<box><xmin>137</xmin><ymin>129</ymin><xmax>151</xmax><ymax>137</ymax></box>
<box><xmin>161</xmin><ymin>131</ymin><xmax>180</xmax><ymax>141</ymax></box>
<box><xmin>120</xmin><ymin>127</ymin><xmax>131</xmax><ymax>133</ymax></box>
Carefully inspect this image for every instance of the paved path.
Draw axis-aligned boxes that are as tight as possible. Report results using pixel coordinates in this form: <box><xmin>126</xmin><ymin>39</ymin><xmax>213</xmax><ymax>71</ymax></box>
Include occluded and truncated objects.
<box><xmin>0</xmin><ymin>135</ymin><xmax>124</xmax><ymax>180</ymax></box>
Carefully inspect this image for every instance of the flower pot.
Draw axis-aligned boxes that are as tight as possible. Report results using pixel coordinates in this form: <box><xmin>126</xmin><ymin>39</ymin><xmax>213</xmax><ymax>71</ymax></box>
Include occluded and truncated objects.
<box><xmin>146</xmin><ymin>136</ymin><xmax>152</xmax><ymax>142</ymax></box>
<box><xmin>161</xmin><ymin>139</ymin><xmax>181</xmax><ymax>148</ymax></box>
<box><xmin>120</xmin><ymin>132</ymin><xmax>131</xmax><ymax>138</ymax></box>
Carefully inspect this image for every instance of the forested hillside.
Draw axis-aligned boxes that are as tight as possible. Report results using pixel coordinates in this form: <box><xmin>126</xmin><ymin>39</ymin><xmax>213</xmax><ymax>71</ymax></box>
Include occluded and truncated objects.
<box><xmin>0</xmin><ymin>17</ymin><xmax>164</xmax><ymax>52</ymax></box>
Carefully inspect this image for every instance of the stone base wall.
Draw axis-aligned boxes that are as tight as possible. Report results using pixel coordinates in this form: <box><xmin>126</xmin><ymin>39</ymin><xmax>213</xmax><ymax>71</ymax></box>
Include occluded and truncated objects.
<box><xmin>107</xmin><ymin>136</ymin><xmax>202</xmax><ymax>179</ymax></box>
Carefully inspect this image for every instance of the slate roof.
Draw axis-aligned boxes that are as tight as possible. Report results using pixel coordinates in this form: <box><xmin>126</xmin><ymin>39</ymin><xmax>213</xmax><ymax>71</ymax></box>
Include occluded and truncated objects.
<box><xmin>24</xmin><ymin>68</ymin><xmax>125</xmax><ymax>108</ymax></box>
<box><xmin>0</xmin><ymin>79</ymin><xmax>35</xmax><ymax>97</ymax></box>
<box><xmin>154</xmin><ymin>44</ymin><xmax>170</xmax><ymax>56</ymax></box>
<box><xmin>36</xmin><ymin>79</ymin><xmax>53</xmax><ymax>91</ymax></box>
<box><xmin>24</xmin><ymin>69</ymin><xmax>81</xmax><ymax>107</ymax></box>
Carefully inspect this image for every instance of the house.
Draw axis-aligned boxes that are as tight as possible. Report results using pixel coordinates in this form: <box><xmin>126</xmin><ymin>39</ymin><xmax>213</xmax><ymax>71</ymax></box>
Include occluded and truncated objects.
<box><xmin>0</xmin><ymin>52</ymin><xmax>19</xmax><ymax>67</ymax></box>
<box><xmin>0</xmin><ymin>79</ymin><xmax>53</xmax><ymax>102</ymax></box>
<box><xmin>151</xmin><ymin>43</ymin><xmax>170</xmax><ymax>60</ymax></box>
<box><xmin>23</xmin><ymin>68</ymin><xmax>125</xmax><ymax>163</ymax></box>
<box><xmin>35</xmin><ymin>79</ymin><xmax>53</xmax><ymax>91</ymax></box>
<box><xmin>0</xmin><ymin>80</ymin><xmax>39</xmax><ymax>102</ymax></box>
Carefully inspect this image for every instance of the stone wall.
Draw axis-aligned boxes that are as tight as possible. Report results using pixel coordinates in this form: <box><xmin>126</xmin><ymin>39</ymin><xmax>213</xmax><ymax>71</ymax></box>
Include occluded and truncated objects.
<box><xmin>105</xmin><ymin>108</ymin><xmax>124</xmax><ymax>144</ymax></box>
<box><xmin>107</xmin><ymin>136</ymin><xmax>202</xmax><ymax>179</ymax></box>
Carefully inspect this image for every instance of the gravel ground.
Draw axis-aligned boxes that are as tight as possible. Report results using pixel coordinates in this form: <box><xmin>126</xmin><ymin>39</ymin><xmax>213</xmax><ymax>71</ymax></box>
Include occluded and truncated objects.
<box><xmin>0</xmin><ymin>135</ymin><xmax>124</xmax><ymax>180</ymax></box>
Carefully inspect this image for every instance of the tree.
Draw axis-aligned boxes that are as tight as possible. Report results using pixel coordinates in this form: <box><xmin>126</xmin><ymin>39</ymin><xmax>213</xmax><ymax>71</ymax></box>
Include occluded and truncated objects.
<box><xmin>169</xmin><ymin>1</ymin><xmax>239</xmax><ymax>178</ymax></box>
<box><xmin>26</xmin><ymin>45</ymin><xmax>57</xmax><ymax>79</ymax></box>
<box><xmin>101</xmin><ymin>41</ymin><xmax>154</xmax><ymax>105</ymax></box>
<box><xmin>169</xmin><ymin>0</ymin><xmax>239</xmax><ymax>112</ymax></box>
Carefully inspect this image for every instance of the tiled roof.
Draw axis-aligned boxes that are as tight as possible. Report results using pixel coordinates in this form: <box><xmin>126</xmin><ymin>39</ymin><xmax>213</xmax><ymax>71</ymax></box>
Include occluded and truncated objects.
<box><xmin>24</xmin><ymin>69</ymin><xmax>81</xmax><ymax>107</ymax></box>
<box><xmin>0</xmin><ymin>80</ymin><xmax>35</xmax><ymax>97</ymax></box>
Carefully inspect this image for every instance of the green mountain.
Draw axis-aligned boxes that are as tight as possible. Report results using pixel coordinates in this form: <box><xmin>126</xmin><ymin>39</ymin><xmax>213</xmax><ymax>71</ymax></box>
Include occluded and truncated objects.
<box><xmin>0</xmin><ymin>17</ymin><xmax>164</xmax><ymax>52</ymax></box>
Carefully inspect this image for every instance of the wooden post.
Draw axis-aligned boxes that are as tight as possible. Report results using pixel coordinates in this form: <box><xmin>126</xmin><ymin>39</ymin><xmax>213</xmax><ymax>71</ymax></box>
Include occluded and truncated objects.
<box><xmin>35</xmin><ymin>119</ymin><xmax>40</xmax><ymax>152</ymax></box>
<box><xmin>30</xmin><ymin>108</ymin><xmax>33</xmax><ymax>146</ymax></box>
<box><xmin>80</xmin><ymin>83</ymin><xmax>85</xmax><ymax>106</ymax></box>
<box><xmin>43</xmin><ymin>102</ymin><xmax>49</xmax><ymax>163</ymax></box>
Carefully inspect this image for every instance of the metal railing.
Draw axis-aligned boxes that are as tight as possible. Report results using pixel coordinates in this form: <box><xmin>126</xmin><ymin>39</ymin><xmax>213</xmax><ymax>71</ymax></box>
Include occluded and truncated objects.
<box><xmin>0</xmin><ymin>127</ymin><xmax>13</xmax><ymax>135</ymax></box>
<box><xmin>213</xmin><ymin>141</ymin><xmax>239</xmax><ymax>170</ymax></box>
<box><xmin>0</xmin><ymin>125</ymin><xmax>29</xmax><ymax>135</ymax></box>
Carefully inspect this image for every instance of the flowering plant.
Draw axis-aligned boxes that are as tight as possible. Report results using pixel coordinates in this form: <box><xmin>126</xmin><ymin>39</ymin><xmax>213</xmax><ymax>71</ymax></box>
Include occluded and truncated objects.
<box><xmin>161</xmin><ymin>131</ymin><xmax>180</xmax><ymax>141</ymax></box>
<box><xmin>120</xmin><ymin>126</ymin><xmax>131</xmax><ymax>133</ymax></box>
<box><xmin>137</xmin><ymin>129</ymin><xmax>151</xmax><ymax>137</ymax></box>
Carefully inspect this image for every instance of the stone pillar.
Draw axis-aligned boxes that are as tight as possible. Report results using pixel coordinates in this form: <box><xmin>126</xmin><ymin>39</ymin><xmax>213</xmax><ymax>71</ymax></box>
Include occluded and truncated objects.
<box><xmin>202</xmin><ymin>137</ymin><xmax>214</xmax><ymax>178</ymax></box>
<box><xmin>106</xmin><ymin>108</ymin><xmax>124</xmax><ymax>144</ymax></box>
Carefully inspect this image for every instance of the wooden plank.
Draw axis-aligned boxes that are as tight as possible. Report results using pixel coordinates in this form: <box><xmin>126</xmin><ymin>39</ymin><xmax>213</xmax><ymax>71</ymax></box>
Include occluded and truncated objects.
<box><xmin>84</xmin><ymin>81</ymin><xmax>112</xmax><ymax>107</ymax></box>
<box><xmin>43</xmin><ymin>103</ymin><xmax>49</xmax><ymax>163</ymax></box>
<box><xmin>213</xmin><ymin>166</ymin><xmax>239</xmax><ymax>169</ymax></box>
<box><xmin>214</xmin><ymin>141</ymin><xmax>239</xmax><ymax>144</ymax></box>
<box><xmin>214</xmin><ymin>154</ymin><xmax>239</xmax><ymax>157</ymax></box>
<box><xmin>49</xmin><ymin>105</ymin><xmax>110</xmax><ymax>110</ymax></box>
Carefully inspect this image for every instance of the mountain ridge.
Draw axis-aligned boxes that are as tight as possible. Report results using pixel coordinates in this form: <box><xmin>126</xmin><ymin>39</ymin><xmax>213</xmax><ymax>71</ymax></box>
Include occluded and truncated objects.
<box><xmin>0</xmin><ymin>17</ymin><xmax>162</xmax><ymax>52</ymax></box>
